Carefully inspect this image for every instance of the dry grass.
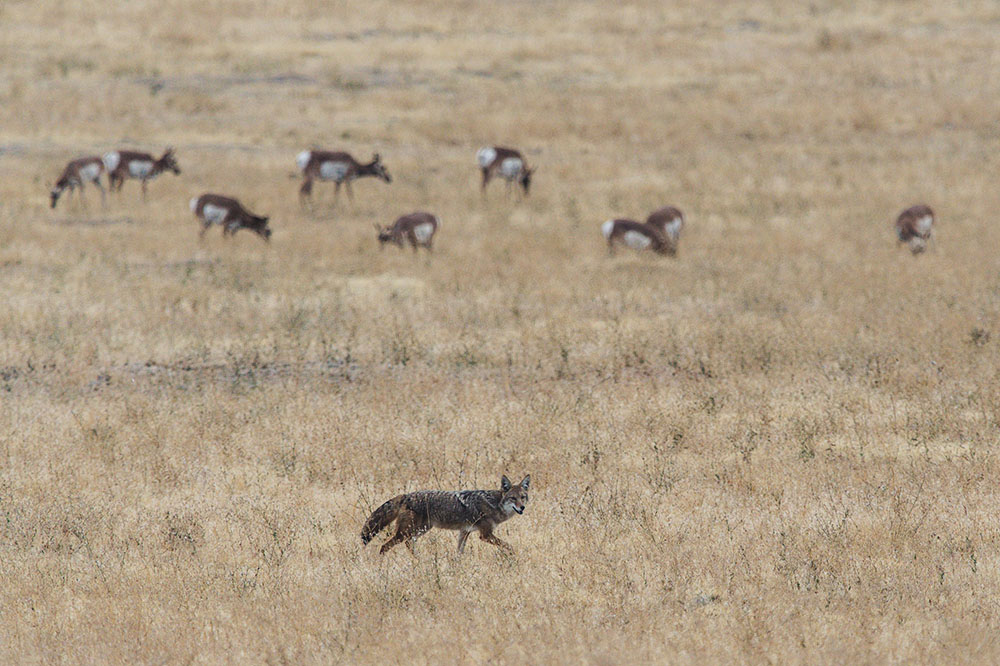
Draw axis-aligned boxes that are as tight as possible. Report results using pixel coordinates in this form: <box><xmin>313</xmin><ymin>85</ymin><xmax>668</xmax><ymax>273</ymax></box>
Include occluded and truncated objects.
<box><xmin>3</xmin><ymin>0</ymin><xmax>1000</xmax><ymax>662</ymax></box>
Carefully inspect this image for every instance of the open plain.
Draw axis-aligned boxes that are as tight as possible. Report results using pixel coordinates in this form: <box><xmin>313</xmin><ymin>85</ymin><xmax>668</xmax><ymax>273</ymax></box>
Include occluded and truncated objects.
<box><xmin>3</xmin><ymin>0</ymin><xmax>1000</xmax><ymax>662</ymax></box>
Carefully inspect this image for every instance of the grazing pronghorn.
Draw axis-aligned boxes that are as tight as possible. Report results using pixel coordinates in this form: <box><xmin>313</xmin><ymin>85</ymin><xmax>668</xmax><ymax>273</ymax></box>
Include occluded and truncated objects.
<box><xmin>895</xmin><ymin>204</ymin><xmax>934</xmax><ymax>254</ymax></box>
<box><xmin>645</xmin><ymin>206</ymin><xmax>685</xmax><ymax>247</ymax></box>
<box><xmin>601</xmin><ymin>219</ymin><xmax>674</xmax><ymax>256</ymax></box>
<box><xmin>103</xmin><ymin>148</ymin><xmax>180</xmax><ymax>199</ymax></box>
<box><xmin>296</xmin><ymin>150</ymin><xmax>392</xmax><ymax>206</ymax></box>
<box><xmin>476</xmin><ymin>146</ymin><xmax>535</xmax><ymax>196</ymax></box>
<box><xmin>190</xmin><ymin>193</ymin><xmax>271</xmax><ymax>242</ymax></box>
<box><xmin>376</xmin><ymin>211</ymin><xmax>440</xmax><ymax>252</ymax></box>
<box><xmin>50</xmin><ymin>156</ymin><xmax>106</xmax><ymax>209</ymax></box>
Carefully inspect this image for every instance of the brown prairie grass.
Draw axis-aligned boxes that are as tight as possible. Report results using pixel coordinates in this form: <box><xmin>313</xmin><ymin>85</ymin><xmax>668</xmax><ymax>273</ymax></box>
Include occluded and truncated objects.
<box><xmin>2</xmin><ymin>0</ymin><xmax>1000</xmax><ymax>663</ymax></box>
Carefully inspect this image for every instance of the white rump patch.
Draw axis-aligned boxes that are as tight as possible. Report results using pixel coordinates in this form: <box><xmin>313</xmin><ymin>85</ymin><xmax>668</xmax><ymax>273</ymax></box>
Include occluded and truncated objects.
<box><xmin>915</xmin><ymin>215</ymin><xmax>933</xmax><ymax>236</ymax></box>
<box><xmin>499</xmin><ymin>157</ymin><xmax>524</xmax><ymax>179</ymax></box>
<box><xmin>413</xmin><ymin>223</ymin><xmax>435</xmax><ymax>244</ymax></box>
<box><xmin>296</xmin><ymin>150</ymin><xmax>311</xmax><ymax>171</ymax></box>
<box><xmin>476</xmin><ymin>147</ymin><xmax>497</xmax><ymax>168</ymax></box>
<box><xmin>601</xmin><ymin>220</ymin><xmax>616</xmax><ymax>240</ymax></box>
<box><xmin>189</xmin><ymin>197</ymin><xmax>200</xmax><ymax>213</ymax></box>
<box><xmin>623</xmin><ymin>230</ymin><xmax>652</xmax><ymax>250</ymax></box>
<box><xmin>319</xmin><ymin>161</ymin><xmax>350</xmax><ymax>181</ymax></box>
<box><xmin>102</xmin><ymin>151</ymin><xmax>120</xmax><ymax>172</ymax></box>
<box><xmin>79</xmin><ymin>162</ymin><xmax>102</xmax><ymax>182</ymax></box>
<box><xmin>202</xmin><ymin>203</ymin><xmax>228</xmax><ymax>224</ymax></box>
<box><xmin>129</xmin><ymin>160</ymin><xmax>154</xmax><ymax>179</ymax></box>
<box><xmin>663</xmin><ymin>217</ymin><xmax>683</xmax><ymax>241</ymax></box>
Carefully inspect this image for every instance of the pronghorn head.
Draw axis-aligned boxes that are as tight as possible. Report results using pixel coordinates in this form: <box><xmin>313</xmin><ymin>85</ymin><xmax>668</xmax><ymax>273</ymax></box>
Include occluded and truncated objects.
<box><xmin>375</xmin><ymin>223</ymin><xmax>400</xmax><ymax>247</ymax></box>
<box><xmin>248</xmin><ymin>215</ymin><xmax>272</xmax><ymax>242</ymax></box>
<box><xmin>368</xmin><ymin>153</ymin><xmax>392</xmax><ymax>183</ymax></box>
<box><xmin>159</xmin><ymin>148</ymin><xmax>181</xmax><ymax>175</ymax></box>
<box><xmin>49</xmin><ymin>183</ymin><xmax>65</xmax><ymax>209</ymax></box>
<box><xmin>520</xmin><ymin>166</ymin><xmax>535</xmax><ymax>194</ymax></box>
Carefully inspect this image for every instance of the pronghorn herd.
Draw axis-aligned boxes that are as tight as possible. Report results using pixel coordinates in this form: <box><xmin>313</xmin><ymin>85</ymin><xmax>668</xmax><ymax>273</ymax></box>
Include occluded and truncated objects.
<box><xmin>48</xmin><ymin>145</ymin><xmax>933</xmax><ymax>255</ymax></box>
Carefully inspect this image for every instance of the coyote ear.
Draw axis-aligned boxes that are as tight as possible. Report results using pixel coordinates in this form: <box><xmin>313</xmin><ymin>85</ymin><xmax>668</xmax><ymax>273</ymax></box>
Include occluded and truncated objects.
<box><xmin>500</xmin><ymin>475</ymin><xmax>512</xmax><ymax>492</ymax></box>
<box><xmin>520</xmin><ymin>474</ymin><xmax>530</xmax><ymax>490</ymax></box>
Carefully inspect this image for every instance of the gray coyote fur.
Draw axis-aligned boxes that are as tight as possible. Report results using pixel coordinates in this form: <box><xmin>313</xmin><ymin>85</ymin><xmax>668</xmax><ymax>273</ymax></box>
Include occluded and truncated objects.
<box><xmin>362</xmin><ymin>474</ymin><xmax>530</xmax><ymax>554</ymax></box>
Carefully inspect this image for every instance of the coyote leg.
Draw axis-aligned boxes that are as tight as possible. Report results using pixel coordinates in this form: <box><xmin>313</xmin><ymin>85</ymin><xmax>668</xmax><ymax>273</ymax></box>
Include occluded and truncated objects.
<box><xmin>479</xmin><ymin>530</ymin><xmax>514</xmax><ymax>554</ymax></box>
<box><xmin>457</xmin><ymin>530</ymin><xmax>471</xmax><ymax>553</ymax></box>
<box><xmin>380</xmin><ymin>530</ymin><xmax>407</xmax><ymax>554</ymax></box>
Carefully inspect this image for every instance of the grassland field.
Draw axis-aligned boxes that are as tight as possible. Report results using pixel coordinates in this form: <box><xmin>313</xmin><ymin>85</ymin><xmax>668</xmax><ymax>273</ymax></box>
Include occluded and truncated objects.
<box><xmin>3</xmin><ymin>0</ymin><xmax>1000</xmax><ymax>663</ymax></box>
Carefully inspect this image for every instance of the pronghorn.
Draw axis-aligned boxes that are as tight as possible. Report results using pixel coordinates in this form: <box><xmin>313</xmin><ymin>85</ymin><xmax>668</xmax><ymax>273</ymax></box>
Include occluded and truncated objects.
<box><xmin>50</xmin><ymin>156</ymin><xmax>106</xmax><ymax>209</ymax></box>
<box><xmin>476</xmin><ymin>146</ymin><xmax>534</xmax><ymax>196</ymax></box>
<box><xmin>103</xmin><ymin>148</ymin><xmax>180</xmax><ymax>199</ymax></box>
<box><xmin>645</xmin><ymin>206</ymin><xmax>685</xmax><ymax>247</ymax></box>
<box><xmin>296</xmin><ymin>150</ymin><xmax>391</xmax><ymax>205</ymax></box>
<box><xmin>190</xmin><ymin>193</ymin><xmax>271</xmax><ymax>242</ymax></box>
<box><xmin>601</xmin><ymin>219</ymin><xmax>674</xmax><ymax>256</ymax></box>
<box><xmin>895</xmin><ymin>204</ymin><xmax>934</xmax><ymax>254</ymax></box>
<box><xmin>376</xmin><ymin>211</ymin><xmax>440</xmax><ymax>252</ymax></box>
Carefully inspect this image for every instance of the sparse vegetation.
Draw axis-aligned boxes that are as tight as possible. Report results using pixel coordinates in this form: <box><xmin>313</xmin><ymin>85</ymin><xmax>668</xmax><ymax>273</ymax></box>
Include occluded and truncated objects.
<box><xmin>2</xmin><ymin>0</ymin><xmax>1000</xmax><ymax>663</ymax></box>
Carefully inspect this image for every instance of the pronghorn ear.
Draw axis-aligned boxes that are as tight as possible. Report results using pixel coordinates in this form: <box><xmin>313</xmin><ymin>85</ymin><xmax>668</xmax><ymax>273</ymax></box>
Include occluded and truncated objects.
<box><xmin>500</xmin><ymin>475</ymin><xmax>512</xmax><ymax>492</ymax></box>
<box><xmin>520</xmin><ymin>474</ymin><xmax>530</xmax><ymax>490</ymax></box>
<box><xmin>373</xmin><ymin>153</ymin><xmax>381</xmax><ymax>162</ymax></box>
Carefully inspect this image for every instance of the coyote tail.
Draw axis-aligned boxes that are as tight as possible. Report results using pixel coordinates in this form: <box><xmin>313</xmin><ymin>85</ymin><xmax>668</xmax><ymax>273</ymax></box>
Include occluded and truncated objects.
<box><xmin>361</xmin><ymin>496</ymin><xmax>404</xmax><ymax>544</ymax></box>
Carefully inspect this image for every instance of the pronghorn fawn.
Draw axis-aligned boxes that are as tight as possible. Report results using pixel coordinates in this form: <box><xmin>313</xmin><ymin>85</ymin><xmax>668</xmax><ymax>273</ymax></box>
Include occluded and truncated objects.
<box><xmin>296</xmin><ymin>150</ymin><xmax>391</xmax><ymax>207</ymax></box>
<box><xmin>601</xmin><ymin>218</ymin><xmax>674</xmax><ymax>256</ymax></box>
<box><xmin>103</xmin><ymin>148</ymin><xmax>180</xmax><ymax>200</ymax></box>
<box><xmin>476</xmin><ymin>146</ymin><xmax>535</xmax><ymax>197</ymax></box>
<box><xmin>50</xmin><ymin>156</ymin><xmax>106</xmax><ymax>209</ymax></box>
<box><xmin>645</xmin><ymin>206</ymin><xmax>685</xmax><ymax>248</ymax></box>
<box><xmin>190</xmin><ymin>193</ymin><xmax>272</xmax><ymax>242</ymax></box>
<box><xmin>895</xmin><ymin>204</ymin><xmax>934</xmax><ymax>254</ymax></box>
<box><xmin>376</xmin><ymin>211</ymin><xmax>440</xmax><ymax>252</ymax></box>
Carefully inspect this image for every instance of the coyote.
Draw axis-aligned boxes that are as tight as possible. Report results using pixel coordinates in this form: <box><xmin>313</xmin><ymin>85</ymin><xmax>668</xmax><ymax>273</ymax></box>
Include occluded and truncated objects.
<box><xmin>361</xmin><ymin>474</ymin><xmax>530</xmax><ymax>555</ymax></box>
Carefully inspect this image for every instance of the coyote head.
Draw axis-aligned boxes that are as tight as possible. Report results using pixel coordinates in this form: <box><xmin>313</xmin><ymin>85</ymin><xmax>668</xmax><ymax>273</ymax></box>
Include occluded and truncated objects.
<box><xmin>500</xmin><ymin>474</ymin><xmax>530</xmax><ymax>515</ymax></box>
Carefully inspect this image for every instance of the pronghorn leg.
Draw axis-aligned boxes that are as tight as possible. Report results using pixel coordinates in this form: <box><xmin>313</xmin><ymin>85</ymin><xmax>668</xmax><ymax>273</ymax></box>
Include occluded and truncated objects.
<box><xmin>199</xmin><ymin>221</ymin><xmax>211</xmax><ymax>240</ymax></box>
<box><xmin>141</xmin><ymin>179</ymin><xmax>148</xmax><ymax>201</ymax></box>
<box><xmin>481</xmin><ymin>168</ymin><xmax>491</xmax><ymax>195</ymax></box>
<box><xmin>345</xmin><ymin>180</ymin><xmax>354</xmax><ymax>202</ymax></box>
<box><xmin>299</xmin><ymin>178</ymin><xmax>313</xmax><ymax>210</ymax></box>
<box><xmin>94</xmin><ymin>179</ymin><xmax>107</xmax><ymax>208</ymax></box>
